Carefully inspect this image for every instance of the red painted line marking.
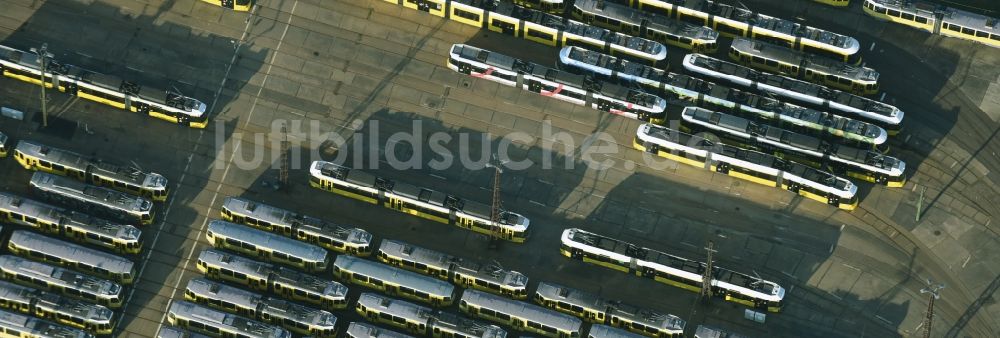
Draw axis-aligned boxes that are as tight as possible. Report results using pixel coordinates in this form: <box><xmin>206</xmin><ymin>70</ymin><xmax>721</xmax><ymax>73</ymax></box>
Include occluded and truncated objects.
<box><xmin>541</xmin><ymin>84</ymin><xmax>563</xmax><ymax>97</ymax></box>
<box><xmin>610</xmin><ymin>103</ymin><xmax>633</xmax><ymax>116</ymax></box>
<box><xmin>471</xmin><ymin>67</ymin><xmax>495</xmax><ymax>78</ymax></box>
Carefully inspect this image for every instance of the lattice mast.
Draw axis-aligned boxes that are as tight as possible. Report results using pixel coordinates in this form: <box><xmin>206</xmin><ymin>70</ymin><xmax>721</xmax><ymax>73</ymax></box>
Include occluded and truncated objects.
<box><xmin>921</xmin><ymin>280</ymin><xmax>944</xmax><ymax>338</ymax></box>
<box><xmin>279</xmin><ymin>123</ymin><xmax>290</xmax><ymax>189</ymax></box>
<box><xmin>489</xmin><ymin>156</ymin><xmax>503</xmax><ymax>248</ymax></box>
<box><xmin>701</xmin><ymin>240</ymin><xmax>716</xmax><ymax>300</ymax></box>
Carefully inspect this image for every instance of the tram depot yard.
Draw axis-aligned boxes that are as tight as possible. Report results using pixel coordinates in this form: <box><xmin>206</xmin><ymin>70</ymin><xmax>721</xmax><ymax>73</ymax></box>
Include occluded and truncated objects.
<box><xmin>0</xmin><ymin>0</ymin><xmax>999</xmax><ymax>337</ymax></box>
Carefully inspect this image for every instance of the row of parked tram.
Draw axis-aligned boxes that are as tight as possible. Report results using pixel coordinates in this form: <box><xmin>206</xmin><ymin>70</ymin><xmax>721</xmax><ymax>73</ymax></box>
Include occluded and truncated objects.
<box><xmin>0</xmin><ymin>136</ymin><xmax>171</xmax><ymax>337</ymax></box>
<box><xmin>381</xmin><ymin>0</ymin><xmax>919</xmax><ymax>209</ymax></box>
<box><xmin>138</xmin><ymin>178</ymin><xmax>767</xmax><ymax>338</ymax></box>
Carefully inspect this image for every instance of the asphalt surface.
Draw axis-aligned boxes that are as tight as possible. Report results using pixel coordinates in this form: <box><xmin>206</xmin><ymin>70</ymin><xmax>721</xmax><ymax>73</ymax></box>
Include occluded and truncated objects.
<box><xmin>0</xmin><ymin>0</ymin><xmax>997</xmax><ymax>337</ymax></box>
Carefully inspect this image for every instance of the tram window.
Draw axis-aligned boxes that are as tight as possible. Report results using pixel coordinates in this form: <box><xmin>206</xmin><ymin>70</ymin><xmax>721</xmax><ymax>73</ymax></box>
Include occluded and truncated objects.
<box><xmin>976</xmin><ymin>31</ymin><xmax>988</xmax><ymax>38</ymax></box>
<box><xmin>915</xmin><ymin>16</ymin><xmax>928</xmax><ymax>24</ymax></box>
<box><xmin>765</xmin><ymin>60</ymin><xmax>778</xmax><ymax>67</ymax></box>
<box><xmin>455</xmin><ymin>9</ymin><xmax>480</xmax><ymax>21</ymax></box>
<box><xmin>946</xmin><ymin>24</ymin><xmax>961</xmax><ymax>32</ymax></box>
<box><xmin>680</xmin><ymin>37</ymin><xmax>693</xmax><ymax>44</ymax></box>
<box><xmin>901</xmin><ymin>13</ymin><xmax>914</xmax><ymax>21</ymax></box>
<box><xmin>962</xmin><ymin>27</ymin><xmax>973</xmax><ymax>35</ymax></box>
<box><xmin>886</xmin><ymin>9</ymin><xmax>899</xmax><ymax>17</ymax></box>
<box><xmin>991</xmin><ymin>34</ymin><xmax>1000</xmax><ymax>41</ymax></box>
<box><xmin>752</xmin><ymin>56</ymin><xmax>765</xmax><ymax>64</ymax></box>
<box><xmin>527</xmin><ymin>29</ymin><xmax>554</xmax><ymax>40</ymax></box>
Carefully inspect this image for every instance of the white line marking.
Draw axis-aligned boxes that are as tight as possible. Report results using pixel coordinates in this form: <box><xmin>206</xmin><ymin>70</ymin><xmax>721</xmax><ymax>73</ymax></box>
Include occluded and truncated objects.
<box><xmin>879</xmin><ymin>92</ymin><xmax>886</xmax><ymax>102</ymax></box>
<box><xmin>869</xmin><ymin>42</ymin><xmax>876</xmax><ymax>51</ymax></box>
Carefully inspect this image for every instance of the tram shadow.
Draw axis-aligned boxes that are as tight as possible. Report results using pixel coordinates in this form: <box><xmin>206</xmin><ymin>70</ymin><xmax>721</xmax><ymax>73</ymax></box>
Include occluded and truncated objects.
<box><xmin>583</xmin><ymin>171</ymin><xmax>915</xmax><ymax>337</ymax></box>
<box><xmin>236</xmin><ymin>106</ymin><xmax>604</xmax><ymax>329</ymax></box>
<box><xmin>0</xmin><ymin>0</ymin><xmax>265</xmax><ymax>335</ymax></box>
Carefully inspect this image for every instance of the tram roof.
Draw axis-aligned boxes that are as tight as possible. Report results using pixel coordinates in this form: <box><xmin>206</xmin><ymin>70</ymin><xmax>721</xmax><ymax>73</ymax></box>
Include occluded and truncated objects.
<box><xmin>379</xmin><ymin>240</ymin><xmax>456</xmax><ymax>270</ymax></box>
<box><xmin>358</xmin><ymin>293</ymin><xmax>433</xmax><ymax>323</ymax></box>
<box><xmin>433</xmin><ymin>311</ymin><xmax>507</xmax><ymax>338</ymax></box>
<box><xmin>574</xmin><ymin>0</ymin><xmax>716</xmax><ymax>39</ymax></box>
<box><xmin>334</xmin><ymin>256</ymin><xmax>455</xmax><ymax>297</ymax></box>
<box><xmin>208</xmin><ymin>220</ymin><xmax>329</xmax><ymax>263</ymax></box>
<box><xmin>347</xmin><ymin>322</ymin><xmax>416</xmax><ymax>338</ymax></box>
<box><xmin>30</xmin><ymin>172</ymin><xmax>151</xmax><ymax>212</ymax></box>
<box><xmin>680</xmin><ymin>0</ymin><xmax>853</xmax><ymax>48</ymax></box>
<box><xmin>274</xmin><ymin>266</ymin><xmax>348</xmax><ymax>297</ymax></box>
<box><xmin>0</xmin><ymin>309</ymin><xmax>92</xmax><ymax>338</ymax></box>
<box><xmin>158</xmin><ymin>326</ymin><xmax>213</xmax><ymax>338</ymax></box>
<box><xmin>461</xmin><ymin>290</ymin><xmax>581</xmax><ymax>333</ymax></box>
<box><xmin>169</xmin><ymin>301</ymin><xmax>288</xmax><ymax>338</ymax></box>
<box><xmin>730</xmin><ymin>38</ymin><xmax>877</xmax><ymax>82</ymax></box>
<box><xmin>197</xmin><ymin>249</ymin><xmax>275</xmax><ymax>278</ymax></box>
<box><xmin>0</xmin><ymin>255</ymin><xmax>120</xmax><ymax>296</ymax></box>
<box><xmin>607</xmin><ymin>301</ymin><xmax>684</xmax><ymax>331</ymax></box>
<box><xmin>9</xmin><ymin>230</ymin><xmax>135</xmax><ymax>274</ymax></box>
<box><xmin>535</xmin><ymin>281</ymin><xmax>607</xmax><ymax>310</ymax></box>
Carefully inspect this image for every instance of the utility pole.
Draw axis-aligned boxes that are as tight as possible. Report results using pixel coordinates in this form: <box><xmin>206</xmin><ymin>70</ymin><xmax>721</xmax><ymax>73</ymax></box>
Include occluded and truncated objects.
<box><xmin>30</xmin><ymin>43</ymin><xmax>54</xmax><ymax>128</ymax></box>
<box><xmin>920</xmin><ymin>280</ymin><xmax>945</xmax><ymax>338</ymax></box>
<box><xmin>279</xmin><ymin>122</ymin><xmax>290</xmax><ymax>190</ymax></box>
<box><xmin>915</xmin><ymin>186</ymin><xmax>926</xmax><ymax>222</ymax></box>
<box><xmin>701</xmin><ymin>240</ymin><xmax>716</xmax><ymax>300</ymax></box>
<box><xmin>487</xmin><ymin>155</ymin><xmax>504</xmax><ymax>249</ymax></box>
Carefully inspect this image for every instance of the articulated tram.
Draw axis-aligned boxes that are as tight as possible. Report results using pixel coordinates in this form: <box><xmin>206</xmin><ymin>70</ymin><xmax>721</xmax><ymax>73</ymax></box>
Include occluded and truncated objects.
<box><xmin>0</xmin><ymin>193</ymin><xmax>142</xmax><ymax>254</ymax></box>
<box><xmin>13</xmin><ymin>141</ymin><xmax>169</xmax><ymax>201</ymax></box>
<box><xmin>7</xmin><ymin>231</ymin><xmax>136</xmax><ymax>285</ymax></box>
<box><xmin>205</xmin><ymin>220</ymin><xmax>330</xmax><ymax>272</ymax></box>
<box><xmin>377</xmin><ymin>240</ymin><xmax>529</xmax><ymax>299</ymax></box>
<box><xmin>534</xmin><ymin>282</ymin><xmax>684</xmax><ymax>338</ymax></box>
<box><xmin>0</xmin><ymin>44</ymin><xmax>208</xmax><ymax>128</ymax></box>
<box><xmin>460</xmin><ymin>289</ymin><xmax>582</xmax><ymax>338</ymax></box>
<box><xmin>618</xmin><ymin>0</ymin><xmax>861</xmax><ymax>63</ymax></box>
<box><xmin>199</xmin><ymin>0</ymin><xmax>252</xmax><ymax>11</ymax></box>
<box><xmin>184</xmin><ymin>278</ymin><xmax>338</xmax><ymax>337</ymax></box>
<box><xmin>570</xmin><ymin>0</ymin><xmax>719</xmax><ymax>52</ymax></box>
<box><xmin>729</xmin><ymin>38</ymin><xmax>879</xmax><ymax>95</ymax></box>
<box><xmin>683</xmin><ymin>54</ymin><xmax>903</xmax><ymax>134</ymax></box>
<box><xmin>0</xmin><ymin>281</ymin><xmax>115</xmax><ymax>335</ymax></box>
<box><xmin>195</xmin><ymin>249</ymin><xmax>349</xmax><ymax>311</ymax></box>
<box><xmin>29</xmin><ymin>172</ymin><xmax>155</xmax><ymax>225</ymax></box>
<box><xmin>0</xmin><ymin>255</ymin><xmax>124</xmax><ymax>309</ymax></box>
<box><xmin>863</xmin><ymin>0</ymin><xmax>1000</xmax><ymax>48</ymax></box>
<box><xmin>385</xmin><ymin>0</ymin><xmax>667</xmax><ymax>65</ymax></box>
<box><xmin>346</xmin><ymin>322</ymin><xmax>416</xmax><ymax>338</ymax></box>
<box><xmin>559</xmin><ymin>46</ymin><xmax>886</xmax><ymax>145</ymax></box>
<box><xmin>635</xmin><ymin>123</ymin><xmax>858</xmax><ymax>209</ymax></box>
<box><xmin>356</xmin><ymin>293</ymin><xmax>508</xmax><ymax>338</ymax></box>
<box><xmin>681</xmin><ymin>107</ymin><xmax>906</xmax><ymax>187</ymax></box>
<box><xmin>560</xmin><ymin>228</ymin><xmax>786</xmax><ymax>312</ymax></box>
<box><xmin>0</xmin><ymin>308</ymin><xmax>94</xmax><ymax>338</ymax></box>
<box><xmin>157</xmin><ymin>326</ymin><xmax>213</xmax><ymax>338</ymax></box>
<box><xmin>449</xmin><ymin>44</ymin><xmax>667</xmax><ymax>122</ymax></box>
<box><xmin>309</xmin><ymin>161</ymin><xmax>530</xmax><ymax>243</ymax></box>
<box><xmin>333</xmin><ymin>256</ymin><xmax>457</xmax><ymax>307</ymax></box>
<box><xmin>166</xmin><ymin>301</ymin><xmax>291</xmax><ymax>338</ymax></box>
<box><xmin>196</xmin><ymin>249</ymin><xmax>347</xmax><ymax>310</ymax></box>
<box><xmin>221</xmin><ymin>197</ymin><xmax>373</xmax><ymax>256</ymax></box>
